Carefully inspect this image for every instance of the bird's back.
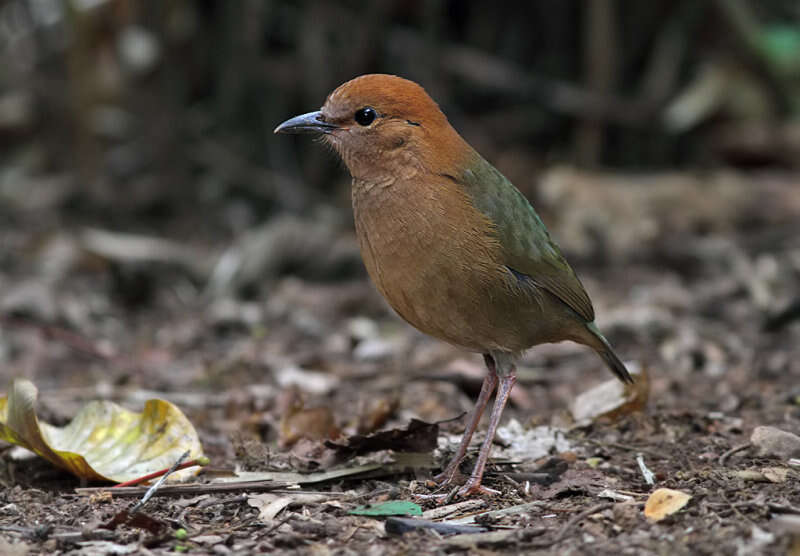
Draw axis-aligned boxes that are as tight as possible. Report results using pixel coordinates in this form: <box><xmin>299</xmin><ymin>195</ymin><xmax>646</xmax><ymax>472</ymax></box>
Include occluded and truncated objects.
<box><xmin>451</xmin><ymin>153</ymin><xmax>595</xmax><ymax>323</ymax></box>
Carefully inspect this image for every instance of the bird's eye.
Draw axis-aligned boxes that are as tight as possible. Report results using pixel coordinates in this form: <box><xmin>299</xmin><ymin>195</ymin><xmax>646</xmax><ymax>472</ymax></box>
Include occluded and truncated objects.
<box><xmin>354</xmin><ymin>107</ymin><xmax>377</xmax><ymax>126</ymax></box>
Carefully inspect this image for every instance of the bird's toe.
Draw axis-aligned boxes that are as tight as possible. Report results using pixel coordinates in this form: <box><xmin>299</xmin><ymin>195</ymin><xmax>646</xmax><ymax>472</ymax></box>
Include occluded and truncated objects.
<box><xmin>457</xmin><ymin>480</ymin><xmax>500</xmax><ymax>497</ymax></box>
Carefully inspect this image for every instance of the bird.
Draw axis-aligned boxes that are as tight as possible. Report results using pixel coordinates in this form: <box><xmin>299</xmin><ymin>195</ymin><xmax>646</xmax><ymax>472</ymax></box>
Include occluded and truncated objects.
<box><xmin>275</xmin><ymin>74</ymin><xmax>633</xmax><ymax>497</ymax></box>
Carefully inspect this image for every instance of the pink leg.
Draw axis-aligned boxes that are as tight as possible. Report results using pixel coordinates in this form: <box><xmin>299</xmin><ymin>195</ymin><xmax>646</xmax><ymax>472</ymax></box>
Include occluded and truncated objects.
<box><xmin>434</xmin><ymin>356</ymin><xmax>498</xmax><ymax>485</ymax></box>
<box><xmin>458</xmin><ymin>371</ymin><xmax>517</xmax><ymax>496</ymax></box>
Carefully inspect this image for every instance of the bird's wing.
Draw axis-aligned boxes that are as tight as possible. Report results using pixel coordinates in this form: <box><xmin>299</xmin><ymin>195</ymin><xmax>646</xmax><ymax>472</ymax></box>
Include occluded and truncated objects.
<box><xmin>454</xmin><ymin>157</ymin><xmax>595</xmax><ymax>323</ymax></box>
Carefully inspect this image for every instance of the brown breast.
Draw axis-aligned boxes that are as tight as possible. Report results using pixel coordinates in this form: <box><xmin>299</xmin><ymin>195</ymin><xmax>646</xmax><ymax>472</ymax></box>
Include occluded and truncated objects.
<box><xmin>351</xmin><ymin>174</ymin><xmax>552</xmax><ymax>353</ymax></box>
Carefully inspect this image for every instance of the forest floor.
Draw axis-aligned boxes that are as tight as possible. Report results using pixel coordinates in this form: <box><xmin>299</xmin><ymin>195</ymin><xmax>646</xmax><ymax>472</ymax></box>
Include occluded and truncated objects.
<box><xmin>1</xmin><ymin>167</ymin><xmax>799</xmax><ymax>555</ymax></box>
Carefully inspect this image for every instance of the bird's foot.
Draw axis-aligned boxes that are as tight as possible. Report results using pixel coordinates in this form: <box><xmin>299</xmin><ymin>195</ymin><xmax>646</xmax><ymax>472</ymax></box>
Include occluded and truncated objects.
<box><xmin>419</xmin><ymin>471</ymin><xmax>500</xmax><ymax>500</ymax></box>
<box><xmin>457</xmin><ymin>478</ymin><xmax>500</xmax><ymax>497</ymax></box>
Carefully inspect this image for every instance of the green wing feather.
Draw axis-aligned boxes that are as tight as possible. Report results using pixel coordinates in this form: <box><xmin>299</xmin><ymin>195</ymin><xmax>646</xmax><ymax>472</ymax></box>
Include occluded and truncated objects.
<box><xmin>454</xmin><ymin>155</ymin><xmax>595</xmax><ymax>323</ymax></box>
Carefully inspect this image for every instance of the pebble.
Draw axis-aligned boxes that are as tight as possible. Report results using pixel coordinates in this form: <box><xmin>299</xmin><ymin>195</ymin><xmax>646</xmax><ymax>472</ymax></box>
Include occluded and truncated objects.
<box><xmin>750</xmin><ymin>426</ymin><xmax>800</xmax><ymax>459</ymax></box>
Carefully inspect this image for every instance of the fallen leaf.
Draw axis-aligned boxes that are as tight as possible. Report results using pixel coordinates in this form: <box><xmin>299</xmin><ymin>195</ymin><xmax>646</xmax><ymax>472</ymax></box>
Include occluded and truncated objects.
<box><xmin>356</xmin><ymin>397</ymin><xmax>399</xmax><ymax>434</ymax></box>
<box><xmin>570</xmin><ymin>362</ymin><xmax>649</xmax><ymax>425</ymax></box>
<box><xmin>350</xmin><ymin>500</ymin><xmax>422</xmax><ymax>517</ymax></box>
<box><xmin>761</xmin><ymin>467</ymin><xmax>790</xmax><ymax>483</ymax></box>
<box><xmin>597</xmin><ymin>489</ymin><xmax>634</xmax><ymax>502</ymax></box>
<box><xmin>219</xmin><ymin>464</ymin><xmax>383</xmax><ymax>485</ymax></box>
<box><xmin>539</xmin><ymin>470</ymin><xmax>603</xmax><ymax>499</ymax></box>
<box><xmin>644</xmin><ymin>488</ymin><xmax>692</xmax><ymax>522</ymax></box>
<box><xmin>248</xmin><ymin>494</ymin><xmax>294</xmax><ymax>521</ymax></box>
<box><xmin>0</xmin><ymin>379</ymin><xmax>204</xmax><ymax>482</ymax></box>
<box><xmin>325</xmin><ymin>418</ymin><xmax>438</xmax><ymax>456</ymax></box>
<box><xmin>494</xmin><ymin>421</ymin><xmax>571</xmax><ymax>461</ymax></box>
<box><xmin>101</xmin><ymin>510</ymin><xmax>167</xmax><ymax>534</ymax></box>
<box><xmin>279</xmin><ymin>390</ymin><xmax>341</xmax><ymax>447</ymax></box>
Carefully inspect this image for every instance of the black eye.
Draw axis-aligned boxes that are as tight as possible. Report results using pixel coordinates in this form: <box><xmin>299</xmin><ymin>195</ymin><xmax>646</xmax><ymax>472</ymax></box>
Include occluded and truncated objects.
<box><xmin>354</xmin><ymin>107</ymin><xmax>377</xmax><ymax>126</ymax></box>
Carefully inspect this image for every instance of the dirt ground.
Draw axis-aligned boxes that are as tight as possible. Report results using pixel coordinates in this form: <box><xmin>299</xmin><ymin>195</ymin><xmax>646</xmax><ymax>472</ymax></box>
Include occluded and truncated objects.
<box><xmin>1</xmin><ymin>167</ymin><xmax>800</xmax><ymax>555</ymax></box>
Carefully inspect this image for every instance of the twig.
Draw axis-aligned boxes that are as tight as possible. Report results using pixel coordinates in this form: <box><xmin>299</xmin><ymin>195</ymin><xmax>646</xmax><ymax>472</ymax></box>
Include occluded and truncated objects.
<box><xmin>52</xmin><ymin>530</ymin><xmax>117</xmax><ymax>542</ymax></box>
<box><xmin>130</xmin><ymin>451</ymin><xmax>190</xmax><ymax>513</ymax></box>
<box><xmin>443</xmin><ymin>485</ymin><xmax>460</xmax><ymax>505</ymax></box>
<box><xmin>420</xmin><ymin>499</ymin><xmax>487</xmax><ymax>520</ymax></box>
<box><xmin>636</xmin><ymin>454</ymin><xmax>656</xmax><ymax>485</ymax></box>
<box><xmin>114</xmin><ymin>456</ymin><xmax>210</xmax><ymax>488</ymax></box>
<box><xmin>76</xmin><ymin>480</ymin><xmax>297</xmax><ymax>498</ymax></box>
<box><xmin>719</xmin><ymin>443</ymin><xmax>750</xmax><ymax>466</ymax></box>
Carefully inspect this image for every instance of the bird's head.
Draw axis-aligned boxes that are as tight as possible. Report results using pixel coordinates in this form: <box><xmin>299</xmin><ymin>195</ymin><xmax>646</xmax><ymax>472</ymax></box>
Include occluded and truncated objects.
<box><xmin>275</xmin><ymin>74</ymin><xmax>470</xmax><ymax>182</ymax></box>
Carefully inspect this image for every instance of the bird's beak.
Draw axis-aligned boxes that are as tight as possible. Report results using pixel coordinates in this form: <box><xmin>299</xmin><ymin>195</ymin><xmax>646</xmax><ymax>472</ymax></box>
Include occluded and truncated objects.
<box><xmin>273</xmin><ymin>111</ymin><xmax>338</xmax><ymax>135</ymax></box>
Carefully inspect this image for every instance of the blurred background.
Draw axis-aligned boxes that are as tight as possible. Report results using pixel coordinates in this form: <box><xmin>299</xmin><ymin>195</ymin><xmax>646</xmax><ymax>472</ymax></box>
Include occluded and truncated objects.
<box><xmin>1</xmin><ymin>0</ymin><xmax>799</xmax><ymax>457</ymax></box>
<box><xmin>2</xmin><ymin>1</ymin><xmax>799</xmax><ymax>230</ymax></box>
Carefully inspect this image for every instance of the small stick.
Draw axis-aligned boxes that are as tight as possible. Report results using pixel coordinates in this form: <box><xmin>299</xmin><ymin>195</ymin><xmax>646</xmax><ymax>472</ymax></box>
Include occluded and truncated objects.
<box><xmin>114</xmin><ymin>455</ymin><xmax>210</xmax><ymax>488</ymax></box>
<box><xmin>77</xmin><ymin>481</ymin><xmax>299</xmax><ymax>498</ymax></box>
<box><xmin>718</xmin><ymin>443</ymin><xmax>750</xmax><ymax>466</ymax></box>
<box><xmin>636</xmin><ymin>454</ymin><xmax>656</xmax><ymax>485</ymax></box>
<box><xmin>129</xmin><ymin>451</ymin><xmax>190</xmax><ymax>513</ymax></box>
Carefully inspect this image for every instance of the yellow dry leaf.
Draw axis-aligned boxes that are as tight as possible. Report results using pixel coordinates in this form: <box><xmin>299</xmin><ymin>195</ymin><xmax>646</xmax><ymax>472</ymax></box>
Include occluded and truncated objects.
<box><xmin>644</xmin><ymin>488</ymin><xmax>692</xmax><ymax>522</ymax></box>
<box><xmin>0</xmin><ymin>379</ymin><xmax>203</xmax><ymax>482</ymax></box>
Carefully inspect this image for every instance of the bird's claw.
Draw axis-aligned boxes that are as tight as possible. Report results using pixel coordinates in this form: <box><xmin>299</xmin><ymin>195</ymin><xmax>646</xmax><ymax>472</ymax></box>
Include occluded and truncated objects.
<box><xmin>430</xmin><ymin>466</ymin><xmax>500</xmax><ymax>498</ymax></box>
<box><xmin>457</xmin><ymin>480</ymin><xmax>500</xmax><ymax>497</ymax></box>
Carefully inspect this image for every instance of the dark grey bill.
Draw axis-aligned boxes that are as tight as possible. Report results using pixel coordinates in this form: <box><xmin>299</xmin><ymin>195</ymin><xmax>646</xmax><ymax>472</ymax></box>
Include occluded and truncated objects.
<box><xmin>274</xmin><ymin>111</ymin><xmax>338</xmax><ymax>134</ymax></box>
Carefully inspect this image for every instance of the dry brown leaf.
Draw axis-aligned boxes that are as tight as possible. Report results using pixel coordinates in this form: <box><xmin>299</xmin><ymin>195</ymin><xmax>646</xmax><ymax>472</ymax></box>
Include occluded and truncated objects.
<box><xmin>325</xmin><ymin>418</ymin><xmax>438</xmax><ymax>456</ymax></box>
<box><xmin>570</xmin><ymin>363</ymin><xmax>649</xmax><ymax>425</ymax></box>
<box><xmin>644</xmin><ymin>488</ymin><xmax>692</xmax><ymax>522</ymax></box>
<box><xmin>280</xmin><ymin>406</ymin><xmax>340</xmax><ymax>448</ymax></box>
<box><xmin>247</xmin><ymin>494</ymin><xmax>294</xmax><ymax>521</ymax></box>
<box><xmin>356</xmin><ymin>397</ymin><xmax>399</xmax><ymax>434</ymax></box>
<box><xmin>279</xmin><ymin>389</ymin><xmax>340</xmax><ymax>448</ymax></box>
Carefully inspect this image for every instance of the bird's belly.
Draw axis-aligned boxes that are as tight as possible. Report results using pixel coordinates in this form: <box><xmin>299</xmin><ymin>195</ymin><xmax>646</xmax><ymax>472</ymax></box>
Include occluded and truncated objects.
<box><xmin>353</xmin><ymin>184</ymin><xmax>561</xmax><ymax>353</ymax></box>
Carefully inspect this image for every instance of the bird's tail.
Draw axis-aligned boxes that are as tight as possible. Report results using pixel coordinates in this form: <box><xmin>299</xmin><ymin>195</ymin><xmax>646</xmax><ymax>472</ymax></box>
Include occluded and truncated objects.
<box><xmin>585</xmin><ymin>322</ymin><xmax>634</xmax><ymax>384</ymax></box>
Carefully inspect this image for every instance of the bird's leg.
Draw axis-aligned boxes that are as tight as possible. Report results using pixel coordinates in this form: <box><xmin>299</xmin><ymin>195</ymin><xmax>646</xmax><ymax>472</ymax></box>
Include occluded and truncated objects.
<box><xmin>458</xmin><ymin>366</ymin><xmax>517</xmax><ymax>497</ymax></box>
<box><xmin>434</xmin><ymin>354</ymin><xmax>498</xmax><ymax>485</ymax></box>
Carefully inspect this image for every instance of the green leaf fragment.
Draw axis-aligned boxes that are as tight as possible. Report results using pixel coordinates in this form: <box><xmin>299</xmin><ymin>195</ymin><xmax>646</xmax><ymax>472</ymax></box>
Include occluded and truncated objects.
<box><xmin>350</xmin><ymin>500</ymin><xmax>423</xmax><ymax>516</ymax></box>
